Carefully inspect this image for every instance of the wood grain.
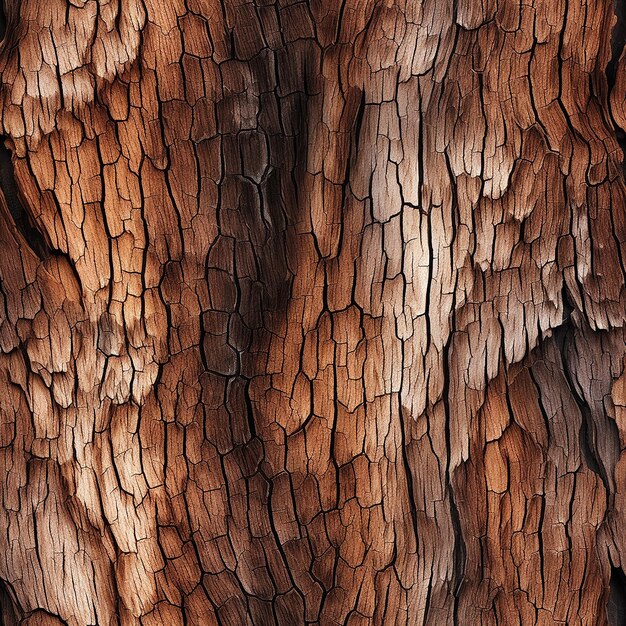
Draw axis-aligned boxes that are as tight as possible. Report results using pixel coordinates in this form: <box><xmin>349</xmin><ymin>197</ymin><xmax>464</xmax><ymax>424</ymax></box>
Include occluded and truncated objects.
<box><xmin>0</xmin><ymin>0</ymin><xmax>624</xmax><ymax>624</ymax></box>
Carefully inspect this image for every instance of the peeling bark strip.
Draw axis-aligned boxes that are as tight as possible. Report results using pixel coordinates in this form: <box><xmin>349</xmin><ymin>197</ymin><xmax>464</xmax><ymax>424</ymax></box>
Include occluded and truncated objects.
<box><xmin>0</xmin><ymin>0</ymin><xmax>624</xmax><ymax>624</ymax></box>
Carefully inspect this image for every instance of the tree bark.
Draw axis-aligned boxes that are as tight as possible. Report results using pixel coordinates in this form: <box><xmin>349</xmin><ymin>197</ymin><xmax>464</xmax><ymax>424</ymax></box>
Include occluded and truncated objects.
<box><xmin>0</xmin><ymin>0</ymin><xmax>625</xmax><ymax>624</ymax></box>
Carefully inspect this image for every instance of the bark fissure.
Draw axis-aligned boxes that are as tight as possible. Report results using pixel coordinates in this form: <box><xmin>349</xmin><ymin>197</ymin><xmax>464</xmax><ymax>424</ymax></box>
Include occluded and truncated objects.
<box><xmin>0</xmin><ymin>140</ymin><xmax>49</xmax><ymax>260</ymax></box>
<box><xmin>609</xmin><ymin>566</ymin><xmax>626</xmax><ymax>626</ymax></box>
<box><xmin>0</xmin><ymin>0</ymin><xmax>624</xmax><ymax>624</ymax></box>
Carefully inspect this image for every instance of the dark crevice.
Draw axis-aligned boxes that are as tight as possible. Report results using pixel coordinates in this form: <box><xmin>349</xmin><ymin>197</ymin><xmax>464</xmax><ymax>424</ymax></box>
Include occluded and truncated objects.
<box><xmin>609</xmin><ymin>566</ymin><xmax>626</xmax><ymax>626</ymax></box>
<box><xmin>556</xmin><ymin>288</ymin><xmax>624</xmax><ymax>624</ymax></box>
<box><xmin>553</xmin><ymin>284</ymin><xmax>574</xmax><ymax>356</ymax></box>
<box><xmin>0</xmin><ymin>1</ymin><xmax>5</xmax><ymax>43</ymax></box>
<box><xmin>0</xmin><ymin>578</ymin><xmax>21</xmax><ymax>626</ymax></box>
<box><xmin>0</xmin><ymin>138</ymin><xmax>50</xmax><ymax>260</ymax></box>
<box><xmin>449</xmin><ymin>486</ymin><xmax>466</xmax><ymax>625</ymax></box>
<box><xmin>570</xmin><ymin>344</ymin><xmax>619</xmax><ymax>492</ymax></box>
<box><xmin>608</xmin><ymin>0</ymin><xmax>626</xmax><ymax>89</ymax></box>
<box><xmin>608</xmin><ymin>0</ymin><xmax>626</xmax><ymax>164</ymax></box>
<box><xmin>555</xmin><ymin>288</ymin><xmax>613</xmax><ymax>489</ymax></box>
<box><xmin>606</xmin><ymin>9</ymin><xmax>626</xmax><ymax>614</ymax></box>
<box><xmin>0</xmin><ymin>1</ymin><xmax>51</xmax><ymax>261</ymax></box>
<box><xmin>22</xmin><ymin>610</ymin><xmax>69</xmax><ymax>626</ymax></box>
<box><xmin>578</xmin><ymin>405</ymin><xmax>606</xmax><ymax>480</ymax></box>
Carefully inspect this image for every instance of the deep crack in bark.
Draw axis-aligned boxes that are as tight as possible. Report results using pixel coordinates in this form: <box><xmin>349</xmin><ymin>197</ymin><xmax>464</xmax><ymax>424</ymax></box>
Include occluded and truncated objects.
<box><xmin>0</xmin><ymin>139</ymin><xmax>50</xmax><ymax>260</ymax></box>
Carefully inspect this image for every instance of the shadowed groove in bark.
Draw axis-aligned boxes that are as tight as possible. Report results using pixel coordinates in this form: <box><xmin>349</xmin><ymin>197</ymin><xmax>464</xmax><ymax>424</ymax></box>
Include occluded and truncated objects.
<box><xmin>579</xmin><ymin>401</ymin><xmax>607</xmax><ymax>484</ymax></box>
<box><xmin>559</xmin><ymin>288</ymin><xmax>625</xmax><ymax>622</ymax></box>
<box><xmin>0</xmin><ymin>580</ymin><xmax>18</xmax><ymax>626</ymax></box>
<box><xmin>609</xmin><ymin>567</ymin><xmax>626</xmax><ymax>626</ymax></box>
<box><xmin>0</xmin><ymin>2</ymin><xmax>49</xmax><ymax>259</ymax></box>
<box><xmin>609</xmin><ymin>0</ymin><xmax>626</xmax><ymax>86</ymax></box>
<box><xmin>0</xmin><ymin>0</ymin><xmax>625</xmax><ymax>623</ymax></box>
<box><xmin>610</xmin><ymin>0</ymin><xmax>626</xmax><ymax>162</ymax></box>
<box><xmin>561</xmin><ymin>325</ymin><xmax>617</xmax><ymax>494</ymax></box>
<box><xmin>0</xmin><ymin>139</ymin><xmax>50</xmax><ymax>260</ymax></box>
<box><xmin>556</xmin><ymin>288</ymin><xmax>613</xmax><ymax>489</ymax></box>
<box><xmin>544</xmin><ymin>286</ymin><xmax>624</xmax><ymax>623</ymax></box>
<box><xmin>0</xmin><ymin>1</ymin><xmax>5</xmax><ymax>43</ymax></box>
<box><xmin>605</xmin><ymin>3</ymin><xmax>626</xmax><ymax>588</ymax></box>
<box><xmin>449</xmin><ymin>487</ymin><xmax>466</xmax><ymax>624</ymax></box>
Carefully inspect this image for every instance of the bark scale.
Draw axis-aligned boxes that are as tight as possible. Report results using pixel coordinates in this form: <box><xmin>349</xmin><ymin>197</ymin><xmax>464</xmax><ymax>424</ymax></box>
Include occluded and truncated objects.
<box><xmin>0</xmin><ymin>0</ymin><xmax>624</xmax><ymax>624</ymax></box>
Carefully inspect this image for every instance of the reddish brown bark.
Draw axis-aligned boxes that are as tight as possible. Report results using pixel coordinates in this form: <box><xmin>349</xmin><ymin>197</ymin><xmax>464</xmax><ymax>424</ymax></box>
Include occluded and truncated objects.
<box><xmin>0</xmin><ymin>0</ymin><xmax>625</xmax><ymax>624</ymax></box>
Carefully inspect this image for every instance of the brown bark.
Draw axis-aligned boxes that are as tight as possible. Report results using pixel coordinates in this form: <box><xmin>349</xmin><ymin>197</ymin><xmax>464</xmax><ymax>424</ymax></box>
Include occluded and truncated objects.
<box><xmin>0</xmin><ymin>0</ymin><xmax>624</xmax><ymax>624</ymax></box>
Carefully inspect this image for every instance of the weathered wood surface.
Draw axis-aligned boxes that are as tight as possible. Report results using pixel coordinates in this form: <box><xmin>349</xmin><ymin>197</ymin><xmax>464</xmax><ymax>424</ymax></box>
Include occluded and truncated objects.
<box><xmin>0</xmin><ymin>0</ymin><xmax>625</xmax><ymax>624</ymax></box>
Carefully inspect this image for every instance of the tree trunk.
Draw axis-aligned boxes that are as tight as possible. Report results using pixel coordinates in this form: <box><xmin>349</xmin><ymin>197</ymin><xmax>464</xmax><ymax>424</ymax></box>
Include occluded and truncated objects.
<box><xmin>0</xmin><ymin>0</ymin><xmax>625</xmax><ymax>624</ymax></box>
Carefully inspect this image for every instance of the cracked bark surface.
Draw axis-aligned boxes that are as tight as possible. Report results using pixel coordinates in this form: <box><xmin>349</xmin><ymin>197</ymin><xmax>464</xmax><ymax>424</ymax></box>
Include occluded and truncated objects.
<box><xmin>0</xmin><ymin>0</ymin><xmax>625</xmax><ymax>624</ymax></box>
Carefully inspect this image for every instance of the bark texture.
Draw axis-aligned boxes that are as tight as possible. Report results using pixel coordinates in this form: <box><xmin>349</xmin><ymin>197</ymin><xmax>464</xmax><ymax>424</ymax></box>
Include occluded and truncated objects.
<box><xmin>0</xmin><ymin>0</ymin><xmax>625</xmax><ymax>624</ymax></box>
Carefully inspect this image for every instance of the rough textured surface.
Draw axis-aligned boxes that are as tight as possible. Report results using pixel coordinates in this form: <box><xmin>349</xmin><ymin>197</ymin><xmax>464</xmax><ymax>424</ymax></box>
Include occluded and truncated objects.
<box><xmin>0</xmin><ymin>0</ymin><xmax>624</xmax><ymax>624</ymax></box>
